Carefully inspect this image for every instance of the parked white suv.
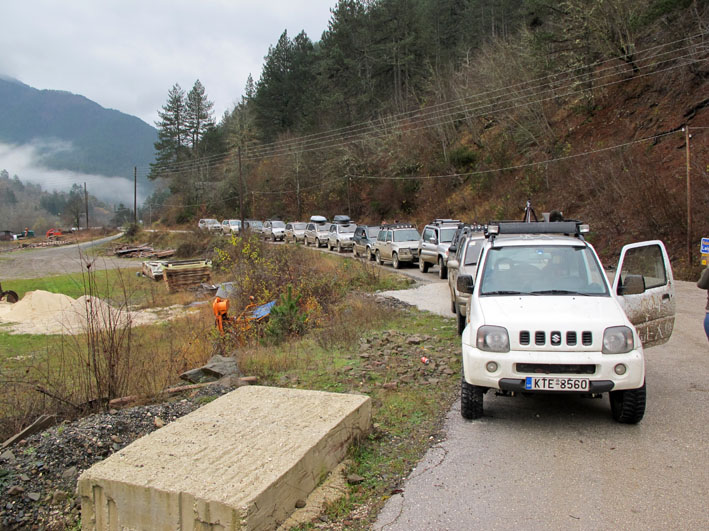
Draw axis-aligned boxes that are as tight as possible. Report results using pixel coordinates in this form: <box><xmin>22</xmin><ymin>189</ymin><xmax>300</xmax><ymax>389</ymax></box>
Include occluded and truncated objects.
<box><xmin>198</xmin><ymin>218</ymin><xmax>221</xmax><ymax>232</ymax></box>
<box><xmin>327</xmin><ymin>223</ymin><xmax>357</xmax><ymax>252</ymax></box>
<box><xmin>263</xmin><ymin>220</ymin><xmax>286</xmax><ymax>241</ymax></box>
<box><xmin>456</xmin><ymin>220</ymin><xmax>675</xmax><ymax>424</ymax></box>
<box><xmin>418</xmin><ymin>219</ymin><xmax>460</xmax><ymax>278</ymax></box>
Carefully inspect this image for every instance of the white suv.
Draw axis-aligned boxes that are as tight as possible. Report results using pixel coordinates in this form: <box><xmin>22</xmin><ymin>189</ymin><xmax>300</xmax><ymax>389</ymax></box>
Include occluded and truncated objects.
<box><xmin>457</xmin><ymin>220</ymin><xmax>675</xmax><ymax>424</ymax></box>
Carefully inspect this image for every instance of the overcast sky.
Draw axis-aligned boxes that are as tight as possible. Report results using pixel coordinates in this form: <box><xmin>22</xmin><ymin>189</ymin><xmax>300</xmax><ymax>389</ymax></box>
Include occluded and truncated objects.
<box><xmin>0</xmin><ymin>0</ymin><xmax>337</xmax><ymax>126</ymax></box>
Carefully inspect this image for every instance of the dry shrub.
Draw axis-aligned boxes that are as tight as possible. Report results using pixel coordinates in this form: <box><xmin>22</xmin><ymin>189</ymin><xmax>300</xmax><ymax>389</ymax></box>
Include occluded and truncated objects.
<box><xmin>315</xmin><ymin>294</ymin><xmax>392</xmax><ymax>351</ymax></box>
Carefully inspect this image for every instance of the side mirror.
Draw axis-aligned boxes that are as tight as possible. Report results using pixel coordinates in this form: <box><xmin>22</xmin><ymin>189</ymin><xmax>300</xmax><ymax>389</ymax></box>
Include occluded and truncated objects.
<box><xmin>457</xmin><ymin>274</ymin><xmax>475</xmax><ymax>294</ymax></box>
<box><xmin>618</xmin><ymin>274</ymin><xmax>645</xmax><ymax>296</ymax></box>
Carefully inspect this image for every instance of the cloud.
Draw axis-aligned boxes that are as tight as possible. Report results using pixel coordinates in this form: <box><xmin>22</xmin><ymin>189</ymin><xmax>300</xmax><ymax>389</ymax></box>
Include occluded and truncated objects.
<box><xmin>0</xmin><ymin>0</ymin><xmax>335</xmax><ymax>124</ymax></box>
<box><xmin>0</xmin><ymin>141</ymin><xmax>141</xmax><ymax>206</ymax></box>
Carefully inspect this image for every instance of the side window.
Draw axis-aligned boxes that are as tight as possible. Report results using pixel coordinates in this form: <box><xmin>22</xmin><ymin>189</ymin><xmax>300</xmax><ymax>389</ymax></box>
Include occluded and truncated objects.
<box><xmin>422</xmin><ymin>228</ymin><xmax>432</xmax><ymax>241</ymax></box>
<box><xmin>619</xmin><ymin>244</ymin><xmax>667</xmax><ymax>289</ymax></box>
<box><xmin>386</xmin><ymin>231</ymin><xmax>392</xmax><ymax>242</ymax></box>
<box><xmin>377</xmin><ymin>231</ymin><xmax>385</xmax><ymax>242</ymax></box>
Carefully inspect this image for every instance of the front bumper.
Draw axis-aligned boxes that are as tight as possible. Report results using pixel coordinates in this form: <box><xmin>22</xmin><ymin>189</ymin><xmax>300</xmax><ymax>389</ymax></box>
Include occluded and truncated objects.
<box><xmin>461</xmin><ymin>343</ymin><xmax>644</xmax><ymax>392</ymax></box>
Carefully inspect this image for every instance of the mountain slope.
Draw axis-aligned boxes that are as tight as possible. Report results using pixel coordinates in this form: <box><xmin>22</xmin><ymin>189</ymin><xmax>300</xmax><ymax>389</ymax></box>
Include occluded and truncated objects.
<box><xmin>0</xmin><ymin>76</ymin><xmax>157</xmax><ymax>179</ymax></box>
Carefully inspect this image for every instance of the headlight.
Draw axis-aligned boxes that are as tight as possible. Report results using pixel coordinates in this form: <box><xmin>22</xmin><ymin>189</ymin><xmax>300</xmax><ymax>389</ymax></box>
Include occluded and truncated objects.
<box><xmin>476</xmin><ymin>326</ymin><xmax>510</xmax><ymax>352</ymax></box>
<box><xmin>398</xmin><ymin>248</ymin><xmax>411</xmax><ymax>255</ymax></box>
<box><xmin>602</xmin><ymin>326</ymin><xmax>634</xmax><ymax>354</ymax></box>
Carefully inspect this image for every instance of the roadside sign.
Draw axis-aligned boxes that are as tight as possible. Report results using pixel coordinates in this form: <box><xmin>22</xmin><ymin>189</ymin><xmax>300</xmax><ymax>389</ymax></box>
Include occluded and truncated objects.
<box><xmin>701</xmin><ymin>237</ymin><xmax>709</xmax><ymax>254</ymax></box>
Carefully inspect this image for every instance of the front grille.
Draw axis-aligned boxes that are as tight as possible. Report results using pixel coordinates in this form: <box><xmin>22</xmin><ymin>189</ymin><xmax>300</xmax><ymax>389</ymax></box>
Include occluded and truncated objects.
<box><xmin>535</xmin><ymin>331</ymin><xmax>546</xmax><ymax>345</ymax></box>
<box><xmin>520</xmin><ymin>331</ymin><xmax>530</xmax><ymax>345</ymax></box>
<box><xmin>517</xmin><ymin>330</ymin><xmax>593</xmax><ymax>348</ymax></box>
<box><xmin>582</xmin><ymin>331</ymin><xmax>593</xmax><ymax>345</ymax></box>
<box><xmin>516</xmin><ymin>363</ymin><xmax>596</xmax><ymax>375</ymax></box>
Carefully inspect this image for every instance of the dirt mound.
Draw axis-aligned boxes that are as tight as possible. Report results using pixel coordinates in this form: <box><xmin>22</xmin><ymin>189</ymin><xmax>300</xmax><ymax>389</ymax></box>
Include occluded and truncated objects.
<box><xmin>0</xmin><ymin>290</ymin><xmax>191</xmax><ymax>335</ymax></box>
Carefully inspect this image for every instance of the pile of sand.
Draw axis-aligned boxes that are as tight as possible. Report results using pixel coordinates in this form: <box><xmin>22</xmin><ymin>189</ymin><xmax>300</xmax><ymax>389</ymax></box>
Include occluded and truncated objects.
<box><xmin>0</xmin><ymin>290</ymin><xmax>194</xmax><ymax>335</ymax></box>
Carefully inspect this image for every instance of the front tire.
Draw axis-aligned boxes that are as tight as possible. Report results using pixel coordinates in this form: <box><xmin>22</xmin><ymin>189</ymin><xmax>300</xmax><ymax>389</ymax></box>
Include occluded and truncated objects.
<box><xmin>392</xmin><ymin>252</ymin><xmax>401</xmax><ymax>269</ymax></box>
<box><xmin>375</xmin><ymin>250</ymin><xmax>382</xmax><ymax>265</ymax></box>
<box><xmin>456</xmin><ymin>305</ymin><xmax>466</xmax><ymax>335</ymax></box>
<box><xmin>367</xmin><ymin>247</ymin><xmax>375</xmax><ymax>261</ymax></box>
<box><xmin>419</xmin><ymin>258</ymin><xmax>430</xmax><ymax>273</ymax></box>
<box><xmin>353</xmin><ymin>246</ymin><xmax>359</xmax><ymax>258</ymax></box>
<box><xmin>438</xmin><ymin>257</ymin><xmax>447</xmax><ymax>279</ymax></box>
<box><xmin>610</xmin><ymin>383</ymin><xmax>646</xmax><ymax>424</ymax></box>
<box><xmin>461</xmin><ymin>379</ymin><xmax>484</xmax><ymax>420</ymax></box>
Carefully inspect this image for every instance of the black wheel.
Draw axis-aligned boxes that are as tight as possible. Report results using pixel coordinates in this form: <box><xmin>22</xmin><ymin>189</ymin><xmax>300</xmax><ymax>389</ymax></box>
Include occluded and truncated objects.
<box><xmin>316</xmin><ymin>238</ymin><xmax>321</xmax><ymax>248</ymax></box>
<box><xmin>610</xmin><ymin>382</ymin><xmax>646</xmax><ymax>424</ymax></box>
<box><xmin>419</xmin><ymin>258</ymin><xmax>430</xmax><ymax>273</ymax></box>
<box><xmin>461</xmin><ymin>379</ymin><xmax>484</xmax><ymax>420</ymax></box>
<box><xmin>375</xmin><ymin>250</ymin><xmax>382</xmax><ymax>265</ymax></box>
<box><xmin>456</xmin><ymin>305</ymin><xmax>466</xmax><ymax>335</ymax></box>
<box><xmin>337</xmin><ymin>242</ymin><xmax>342</xmax><ymax>253</ymax></box>
<box><xmin>368</xmin><ymin>247</ymin><xmax>375</xmax><ymax>261</ymax></box>
<box><xmin>438</xmin><ymin>257</ymin><xmax>448</xmax><ymax>279</ymax></box>
<box><xmin>3</xmin><ymin>291</ymin><xmax>19</xmax><ymax>304</ymax></box>
<box><xmin>392</xmin><ymin>252</ymin><xmax>401</xmax><ymax>269</ymax></box>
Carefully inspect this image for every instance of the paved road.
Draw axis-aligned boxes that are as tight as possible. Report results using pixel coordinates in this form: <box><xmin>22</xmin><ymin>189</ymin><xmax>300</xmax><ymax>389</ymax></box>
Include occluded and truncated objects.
<box><xmin>373</xmin><ymin>279</ymin><xmax>708</xmax><ymax>530</ymax></box>
<box><xmin>0</xmin><ymin>234</ymin><xmax>144</xmax><ymax>279</ymax></box>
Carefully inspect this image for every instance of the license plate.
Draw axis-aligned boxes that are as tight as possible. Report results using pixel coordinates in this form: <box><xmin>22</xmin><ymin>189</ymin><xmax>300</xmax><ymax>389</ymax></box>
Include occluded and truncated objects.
<box><xmin>525</xmin><ymin>377</ymin><xmax>589</xmax><ymax>391</ymax></box>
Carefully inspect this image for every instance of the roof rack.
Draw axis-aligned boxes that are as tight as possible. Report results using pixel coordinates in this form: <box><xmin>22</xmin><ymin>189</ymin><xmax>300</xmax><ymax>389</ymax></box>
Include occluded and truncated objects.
<box><xmin>485</xmin><ymin>220</ymin><xmax>589</xmax><ymax>241</ymax></box>
<box><xmin>431</xmin><ymin>218</ymin><xmax>461</xmax><ymax>226</ymax></box>
<box><xmin>380</xmin><ymin>223</ymin><xmax>417</xmax><ymax>230</ymax></box>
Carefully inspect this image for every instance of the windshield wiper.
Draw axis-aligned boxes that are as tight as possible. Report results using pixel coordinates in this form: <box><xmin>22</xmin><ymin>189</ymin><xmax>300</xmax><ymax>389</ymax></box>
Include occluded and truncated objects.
<box><xmin>528</xmin><ymin>290</ymin><xmax>589</xmax><ymax>296</ymax></box>
<box><xmin>482</xmin><ymin>290</ymin><xmax>524</xmax><ymax>295</ymax></box>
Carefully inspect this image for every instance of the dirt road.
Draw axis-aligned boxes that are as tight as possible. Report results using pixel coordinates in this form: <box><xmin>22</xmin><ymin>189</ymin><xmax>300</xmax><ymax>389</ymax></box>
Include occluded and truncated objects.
<box><xmin>374</xmin><ymin>278</ymin><xmax>708</xmax><ymax>530</ymax></box>
<box><xmin>0</xmin><ymin>234</ymin><xmax>143</xmax><ymax>280</ymax></box>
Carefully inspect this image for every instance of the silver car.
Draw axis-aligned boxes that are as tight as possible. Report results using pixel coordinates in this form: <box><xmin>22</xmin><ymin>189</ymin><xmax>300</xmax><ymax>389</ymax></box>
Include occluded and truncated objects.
<box><xmin>373</xmin><ymin>224</ymin><xmax>420</xmax><ymax>269</ymax></box>
<box><xmin>221</xmin><ymin>219</ymin><xmax>241</xmax><ymax>234</ymax></box>
<box><xmin>285</xmin><ymin>222</ymin><xmax>307</xmax><ymax>243</ymax></box>
<box><xmin>418</xmin><ymin>219</ymin><xmax>460</xmax><ymax>278</ymax></box>
<box><xmin>263</xmin><ymin>220</ymin><xmax>286</xmax><ymax>241</ymax></box>
<box><xmin>327</xmin><ymin>223</ymin><xmax>356</xmax><ymax>252</ymax></box>
<box><xmin>244</xmin><ymin>220</ymin><xmax>264</xmax><ymax>235</ymax></box>
<box><xmin>304</xmin><ymin>221</ymin><xmax>330</xmax><ymax>247</ymax></box>
<box><xmin>198</xmin><ymin>218</ymin><xmax>221</xmax><ymax>232</ymax></box>
<box><xmin>447</xmin><ymin>233</ymin><xmax>485</xmax><ymax>334</ymax></box>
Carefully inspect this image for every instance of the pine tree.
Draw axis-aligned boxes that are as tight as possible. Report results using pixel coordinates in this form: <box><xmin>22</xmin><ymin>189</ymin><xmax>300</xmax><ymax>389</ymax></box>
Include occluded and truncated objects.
<box><xmin>149</xmin><ymin>84</ymin><xmax>188</xmax><ymax>179</ymax></box>
<box><xmin>186</xmin><ymin>79</ymin><xmax>215</xmax><ymax>154</ymax></box>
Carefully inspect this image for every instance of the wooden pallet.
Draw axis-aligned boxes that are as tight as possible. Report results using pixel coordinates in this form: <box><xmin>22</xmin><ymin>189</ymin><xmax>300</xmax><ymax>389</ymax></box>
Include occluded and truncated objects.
<box><xmin>163</xmin><ymin>259</ymin><xmax>212</xmax><ymax>292</ymax></box>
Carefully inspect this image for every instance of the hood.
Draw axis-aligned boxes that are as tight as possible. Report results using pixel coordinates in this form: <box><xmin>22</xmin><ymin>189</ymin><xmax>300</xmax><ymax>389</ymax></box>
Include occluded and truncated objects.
<box><xmin>477</xmin><ymin>295</ymin><xmax>628</xmax><ymax>349</ymax></box>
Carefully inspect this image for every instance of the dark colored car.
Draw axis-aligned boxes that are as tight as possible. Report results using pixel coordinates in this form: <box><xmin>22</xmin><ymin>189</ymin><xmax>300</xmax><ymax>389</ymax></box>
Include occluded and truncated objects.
<box><xmin>353</xmin><ymin>225</ymin><xmax>381</xmax><ymax>260</ymax></box>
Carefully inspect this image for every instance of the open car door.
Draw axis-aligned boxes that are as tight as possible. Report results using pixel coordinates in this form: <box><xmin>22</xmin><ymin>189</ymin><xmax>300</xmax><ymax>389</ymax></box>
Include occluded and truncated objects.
<box><xmin>612</xmin><ymin>240</ymin><xmax>675</xmax><ymax>348</ymax></box>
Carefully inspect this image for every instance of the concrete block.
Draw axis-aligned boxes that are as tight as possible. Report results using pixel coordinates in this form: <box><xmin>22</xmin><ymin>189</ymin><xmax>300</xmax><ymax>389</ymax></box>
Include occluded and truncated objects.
<box><xmin>78</xmin><ymin>386</ymin><xmax>371</xmax><ymax>530</ymax></box>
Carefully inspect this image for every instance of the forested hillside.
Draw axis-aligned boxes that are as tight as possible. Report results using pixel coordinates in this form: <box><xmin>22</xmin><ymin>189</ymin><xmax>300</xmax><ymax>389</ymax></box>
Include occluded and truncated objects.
<box><xmin>147</xmin><ymin>0</ymin><xmax>709</xmax><ymax>270</ymax></box>
<box><xmin>0</xmin><ymin>76</ymin><xmax>157</xmax><ymax>184</ymax></box>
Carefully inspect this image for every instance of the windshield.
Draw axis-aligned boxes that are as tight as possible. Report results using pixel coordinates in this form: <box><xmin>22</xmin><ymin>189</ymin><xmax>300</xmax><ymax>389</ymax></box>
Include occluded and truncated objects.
<box><xmin>292</xmin><ymin>223</ymin><xmax>307</xmax><ymax>229</ymax></box>
<box><xmin>339</xmin><ymin>224</ymin><xmax>356</xmax><ymax>233</ymax></box>
<box><xmin>229</xmin><ymin>220</ymin><xmax>241</xmax><ymax>226</ymax></box>
<box><xmin>393</xmin><ymin>229</ymin><xmax>420</xmax><ymax>242</ymax></box>
<box><xmin>440</xmin><ymin>227</ymin><xmax>457</xmax><ymax>243</ymax></box>
<box><xmin>271</xmin><ymin>221</ymin><xmax>285</xmax><ymax>228</ymax></box>
<box><xmin>250</xmin><ymin>221</ymin><xmax>263</xmax><ymax>228</ymax></box>
<box><xmin>479</xmin><ymin>245</ymin><xmax>608</xmax><ymax>296</ymax></box>
<box><xmin>366</xmin><ymin>227</ymin><xmax>380</xmax><ymax>238</ymax></box>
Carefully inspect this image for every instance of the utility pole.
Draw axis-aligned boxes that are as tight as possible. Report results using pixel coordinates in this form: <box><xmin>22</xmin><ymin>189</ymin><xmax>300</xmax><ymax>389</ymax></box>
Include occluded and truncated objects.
<box><xmin>133</xmin><ymin>166</ymin><xmax>137</xmax><ymax>226</ymax></box>
<box><xmin>238</xmin><ymin>146</ymin><xmax>245</xmax><ymax>227</ymax></box>
<box><xmin>84</xmin><ymin>182</ymin><xmax>89</xmax><ymax>230</ymax></box>
<box><xmin>685</xmin><ymin>127</ymin><xmax>692</xmax><ymax>265</ymax></box>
